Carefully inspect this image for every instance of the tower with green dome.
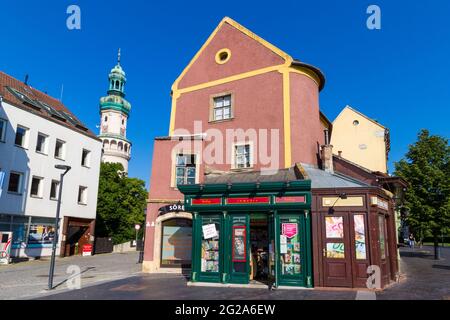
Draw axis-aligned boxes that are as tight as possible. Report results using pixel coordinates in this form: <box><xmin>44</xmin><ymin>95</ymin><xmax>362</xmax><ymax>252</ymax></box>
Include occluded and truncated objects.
<box><xmin>98</xmin><ymin>49</ymin><xmax>132</xmax><ymax>173</ymax></box>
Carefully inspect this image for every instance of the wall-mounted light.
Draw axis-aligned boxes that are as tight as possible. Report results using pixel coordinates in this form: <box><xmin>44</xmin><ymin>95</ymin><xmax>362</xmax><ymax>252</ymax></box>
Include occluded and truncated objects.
<box><xmin>328</xmin><ymin>193</ymin><xmax>347</xmax><ymax>215</ymax></box>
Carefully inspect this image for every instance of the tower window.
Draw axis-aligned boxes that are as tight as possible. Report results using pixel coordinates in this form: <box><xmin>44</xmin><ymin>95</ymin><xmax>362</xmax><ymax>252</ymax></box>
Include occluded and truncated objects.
<box><xmin>122</xmin><ymin>119</ymin><xmax>125</xmax><ymax>125</ymax></box>
<box><xmin>104</xmin><ymin>116</ymin><xmax>108</xmax><ymax>122</ymax></box>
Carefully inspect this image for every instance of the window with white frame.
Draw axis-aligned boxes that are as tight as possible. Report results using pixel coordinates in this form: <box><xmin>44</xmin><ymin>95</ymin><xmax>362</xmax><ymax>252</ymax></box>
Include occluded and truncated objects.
<box><xmin>175</xmin><ymin>154</ymin><xmax>196</xmax><ymax>186</ymax></box>
<box><xmin>36</xmin><ymin>133</ymin><xmax>48</xmax><ymax>154</ymax></box>
<box><xmin>212</xmin><ymin>95</ymin><xmax>232</xmax><ymax>121</ymax></box>
<box><xmin>50</xmin><ymin>180</ymin><xmax>59</xmax><ymax>200</ymax></box>
<box><xmin>14</xmin><ymin>125</ymin><xmax>29</xmax><ymax>148</ymax></box>
<box><xmin>30</xmin><ymin>176</ymin><xmax>44</xmax><ymax>198</ymax></box>
<box><xmin>234</xmin><ymin>144</ymin><xmax>251</xmax><ymax>169</ymax></box>
<box><xmin>78</xmin><ymin>186</ymin><xmax>87</xmax><ymax>205</ymax></box>
<box><xmin>81</xmin><ymin>149</ymin><xmax>91</xmax><ymax>167</ymax></box>
<box><xmin>54</xmin><ymin>139</ymin><xmax>65</xmax><ymax>160</ymax></box>
<box><xmin>7</xmin><ymin>172</ymin><xmax>23</xmax><ymax>194</ymax></box>
<box><xmin>0</xmin><ymin>118</ymin><xmax>7</xmax><ymax>142</ymax></box>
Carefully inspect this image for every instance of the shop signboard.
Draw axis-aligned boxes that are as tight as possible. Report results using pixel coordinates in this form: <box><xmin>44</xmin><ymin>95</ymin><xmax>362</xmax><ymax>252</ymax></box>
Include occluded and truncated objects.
<box><xmin>282</xmin><ymin>223</ymin><xmax>298</xmax><ymax>239</ymax></box>
<box><xmin>202</xmin><ymin>224</ymin><xmax>218</xmax><ymax>240</ymax></box>
<box><xmin>192</xmin><ymin>198</ymin><xmax>221</xmax><ymax>206</ymax></box>
<box><xmin>226</xmin><ymin>197</ymin><xmax>270</xmax><ymax>205</ymax></box>
<box><xmin>82</xmin><ymin>244</ymin><xmax>93</xmax><ymax>256</ymax></box>
<box><xmin>232</xmin><ymin>226</ymin><xmax>246</xmax><ymax>262</ymax></box>
<box><xmin>275</xmin><ymin>196</ymin><xmax>306</xmax><ymax>204</ymax></box>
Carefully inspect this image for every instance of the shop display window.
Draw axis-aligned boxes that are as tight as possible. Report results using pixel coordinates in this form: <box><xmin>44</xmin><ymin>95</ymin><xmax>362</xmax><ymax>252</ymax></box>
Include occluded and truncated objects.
<box><xmin>354</xmin><ymin>215</ymin><xmax>367</xmax><ymax>260</ymax></box>
<box><xmin>201</xmin><ymin>217</ymin><xmax>220</xmax><ymax>273</ymax></box>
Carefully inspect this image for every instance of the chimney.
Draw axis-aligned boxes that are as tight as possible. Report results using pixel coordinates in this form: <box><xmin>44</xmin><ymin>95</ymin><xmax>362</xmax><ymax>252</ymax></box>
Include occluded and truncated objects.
<box><xmin>338</xmin><ymin>151</ymin><xmax>342</xmax><ymax>157</ymax></box>
<box><xmin>321</xmin><ymin>129</ymin><xmax>334</xmax><ymax>173</ymax></box>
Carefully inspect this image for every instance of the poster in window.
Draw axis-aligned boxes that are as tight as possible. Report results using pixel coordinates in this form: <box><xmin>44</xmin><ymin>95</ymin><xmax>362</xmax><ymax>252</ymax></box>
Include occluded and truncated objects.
<box><xmin>280</xmin><ymin>220</ymin><xmax>302</xmax><ymax>275</ymax></box>
<box><xmin>28</xmin><ymin>225</ymin><xmax>55</xmax><ymax>245</ymax></box>
<box><xmin>325</xmin><ymin>216</ymin><xmax>344</xmax><ymax>239</ymax></box>
<box><xmin>232</xmin><ymin>226</ymin><xmax>246</xmax><ymax>262</ymax></box>
<box><xmin>354</xmin><ymin>215</ymin><xmax>367</xmax><ymax>260</ymax></box>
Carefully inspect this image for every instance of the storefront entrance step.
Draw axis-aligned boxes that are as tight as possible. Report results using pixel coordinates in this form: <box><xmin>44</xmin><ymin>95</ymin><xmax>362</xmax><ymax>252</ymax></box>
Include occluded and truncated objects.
<box><xmin>187</xmin><ymin>282</ymin><xmax>268</xmax><ymax>289</ymax></box>
<box><xmin>276</xmin><ymin>286</ymin><xmax>314</xmax><ymax>290</ymax></box>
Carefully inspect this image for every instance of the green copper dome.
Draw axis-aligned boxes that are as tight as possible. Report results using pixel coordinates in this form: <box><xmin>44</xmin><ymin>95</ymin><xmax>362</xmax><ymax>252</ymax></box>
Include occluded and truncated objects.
<box><xmin>100</xmin><ymin>49</ymin><xmax>131</xmax><ymax>117</ymax></box>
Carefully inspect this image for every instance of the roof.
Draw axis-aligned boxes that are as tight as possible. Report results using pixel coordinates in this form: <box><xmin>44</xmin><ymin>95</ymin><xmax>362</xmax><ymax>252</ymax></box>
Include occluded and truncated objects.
<box><xmin>292</xmin><ymin>59</ymin><xmax>326</xmax><ymax>91</ymax></box>
<box><xmin>335</xmin><ymin>105</ymin><xmax>386</xmax><ymax>129</ymax></box>
<box><xmin>300</xmin><ymin>163</ymin><xmax>370</xmax><ymax>189</ymax></box>
<box><xmin>0</xmin><ymin>71</ymin><xmax>98</xmax><ymax>140</ymax></box>
<box><xmin>204</xmin><ymin>165</ymin><xmax>306</xmax><ymax>184</ymax></box>
<box><xmin>202</xmin><ymin>163</ymin><xmax>369</xmax><ymax>189</ymax></box>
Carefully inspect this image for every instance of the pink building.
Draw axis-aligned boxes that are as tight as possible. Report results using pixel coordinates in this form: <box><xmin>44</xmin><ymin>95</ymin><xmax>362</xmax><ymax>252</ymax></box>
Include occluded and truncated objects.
<box><xmin>142</xmin><ymin>17</ymin><xmax>401</xmax><ymax>289</ymax></box>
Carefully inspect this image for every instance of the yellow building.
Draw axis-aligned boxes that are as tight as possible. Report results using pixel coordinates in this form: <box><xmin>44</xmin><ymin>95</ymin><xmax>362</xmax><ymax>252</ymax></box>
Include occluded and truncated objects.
<box><xmin>330</xmin><ymin>105</ymin><xmax>390</xmax><ymax>173</ymax></box>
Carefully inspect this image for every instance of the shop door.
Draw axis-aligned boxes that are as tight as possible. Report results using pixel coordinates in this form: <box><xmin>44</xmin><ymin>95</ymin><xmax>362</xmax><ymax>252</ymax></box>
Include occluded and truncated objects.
<box><xmin>228</xmin><ymin>215</ymin><xmax>249</xmax><ymax>284</ymax></box>
<box><xmin>276</xmin><ymin>214</ymin><xmax>307</xmax><ymax>287</ymax></box>
<box><xmin>321</xmin><ymin>213</ymin><xmax>352</xmax><ymax>287</ymax></box>
<box><xmin>378</xmin><ymin>214</ymin><xmax>391</xmax><ymax>285</ymax></box>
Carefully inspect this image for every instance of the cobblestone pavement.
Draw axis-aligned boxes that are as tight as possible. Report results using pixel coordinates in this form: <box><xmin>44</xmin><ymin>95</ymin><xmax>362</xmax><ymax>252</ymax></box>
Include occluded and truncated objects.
<box><xmin>0</xmin><ymin>251</ymin><xmax>142</xmax><ymax>300</ymax></box>
<box><xmin>34</xmin><ymin>246</ymin><xmax>450</xmax><ymax>300</ymax></box>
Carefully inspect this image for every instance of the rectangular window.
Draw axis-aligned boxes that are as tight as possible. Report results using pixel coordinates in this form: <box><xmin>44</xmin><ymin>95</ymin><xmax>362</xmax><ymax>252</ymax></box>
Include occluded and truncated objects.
<box><xmin>30</xmin><ymin>176</ymin><xmax>43</xmax><ymax>198</ymax></box>
<box><xmin>14</xmin><ymin>125</ymin><xmax>28</xmax><ymax>148</ymax></box>
<box><xmin>78</xmin><ymin>186</ymin><xmax>87</xmax><ymax>205</ymax></box>
<box><xmin>354</xmin><ymin>215</ymin><xmax>367</xmax><ymax>260</ymax></box>
<box><xmin>50</xmin><ymin>180</ymin><xmax>59</xmax><ymax>200</ymax></box>
<box><xmin>212</xmin><ymin>95</ymin><xmax>232</xmax><ymax>121</ymax></box>
<box><xmin>0</xmin><ymin>118</ymin><xmax>7</xmax><ymax>142</ymax></box>
<box><xmin>234</xmin><ymin>144</ymin><xmax>251</xmax><ymax>169</ymax></box>
<box><xmin>36</xmin><ymin>133</ymin><xmax>48</xmax><ymax>154</ymax></box>
<box><xmin>379</xmin><ymin>215</ymin><xmax>386</xmax><ymax>260</ymax></box>
<box><xmin>81</xmin><ymin>149</ymin><xmax>91</xmax><ymax>167</ymax></box>
<box><xmin>28</xmin><ymin>217</ymin><xmax>56</xmax><ymax>246</ymax></box>
<box><xmin>7</xmin><ymin>172</ymin><xmax>23</xmax><ymax>194</ymax></box>
<box><xmin>280</xmin><ymin>218</ymin><xmax>302</xmax><ymax>275</ymax></box>
<box><xmin>201</xmin><ymin>216</ymin><xmax>220</xmax><ymax>273</ymax></box>
<box><xmin>175</xmin><ymin>154</ymin><xmax>196</xmax><ymax>186</ymax></box>
<box><xmin>54</xmin><ymin>139</ymin><xmax>65</xmax><ymax>159</ymax></box>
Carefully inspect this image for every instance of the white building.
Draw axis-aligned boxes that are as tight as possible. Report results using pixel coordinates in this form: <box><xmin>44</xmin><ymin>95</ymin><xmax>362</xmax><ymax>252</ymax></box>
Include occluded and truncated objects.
<box><xmin>98</xmin><ymin>50</ymin><xmax>132</xmax><ymax>173</ymax></box>
<box><xmin>0</xmin><ymin>71</ymin><xmax>102</xmax><ymax>258</ymax></box>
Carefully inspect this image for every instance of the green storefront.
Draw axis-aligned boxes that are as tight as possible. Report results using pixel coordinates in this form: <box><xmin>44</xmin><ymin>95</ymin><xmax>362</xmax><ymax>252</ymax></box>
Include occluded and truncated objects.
<box><xmin>178</xmin><ymin>180</ymin><xmax>313</xmax><ymax>288</ymax></box>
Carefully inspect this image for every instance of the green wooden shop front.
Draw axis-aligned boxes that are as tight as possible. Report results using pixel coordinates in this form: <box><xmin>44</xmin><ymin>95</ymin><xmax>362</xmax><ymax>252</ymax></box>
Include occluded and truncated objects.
<box><xmin>178</xmin><ymin>181</ymin><xmax>313</xmax><ymax>288</ymax></box>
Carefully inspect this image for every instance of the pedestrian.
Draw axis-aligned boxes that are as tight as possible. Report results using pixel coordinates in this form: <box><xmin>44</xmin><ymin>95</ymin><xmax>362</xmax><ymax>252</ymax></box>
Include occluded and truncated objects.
<box><xmin>408</xmin><ymin>233</ymin><xmax>415</xmax><ymax>249</ymax></box>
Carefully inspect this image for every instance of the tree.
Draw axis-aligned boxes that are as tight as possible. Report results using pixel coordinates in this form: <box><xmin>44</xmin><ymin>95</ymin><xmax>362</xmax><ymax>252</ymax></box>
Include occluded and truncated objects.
<box><xmin>95</xmin><ymin>163</ymin><xmax>148</xmax><ymax>244</ymax></box>
<box><xmin>395</xmin><ymin>129</ymin><xmax>450</xmax><ymax>259</ymax></box>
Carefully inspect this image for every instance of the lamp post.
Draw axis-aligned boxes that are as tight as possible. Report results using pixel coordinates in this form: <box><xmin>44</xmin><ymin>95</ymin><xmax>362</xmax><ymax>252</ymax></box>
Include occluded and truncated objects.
<box><xmin>48</xmin><ymin>164</ymin><xmax>71</xmax><ymax>290</ymax></box>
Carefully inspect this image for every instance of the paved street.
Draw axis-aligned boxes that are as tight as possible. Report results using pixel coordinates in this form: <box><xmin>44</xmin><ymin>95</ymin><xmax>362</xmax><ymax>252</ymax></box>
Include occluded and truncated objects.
<box><xmin>0</xmin><ymin>251</ymin><xmax>142</xmax><ymax>300</ymax></box>
<box><xmin>6</xmin><ymin>246</ymin><xmax>444</xmax><ymax>300</ymax></box>
<box><xmin>1</xmin><ymin>247</ymin><xmax>448</xmax><ymax>300</ymax></box>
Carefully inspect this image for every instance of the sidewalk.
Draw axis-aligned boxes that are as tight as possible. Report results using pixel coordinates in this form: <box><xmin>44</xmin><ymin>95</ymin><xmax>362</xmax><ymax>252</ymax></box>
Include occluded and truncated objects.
<box><xmin>0</xmin><ymin>251</ymin><xmax>142</xmax><ymax>300</ymax></box>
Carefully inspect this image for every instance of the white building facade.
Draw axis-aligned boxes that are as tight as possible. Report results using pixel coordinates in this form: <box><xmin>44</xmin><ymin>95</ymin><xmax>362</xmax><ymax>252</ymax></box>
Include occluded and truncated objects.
<box><xmin>98</xmin><ymin>50</ymin><xmax>132</xmax><ymax>173</ymax></box>
<box><xmin>0</xmin><ymin>71</ymin><xmax>102</xmax><ymax>258</ymax></box>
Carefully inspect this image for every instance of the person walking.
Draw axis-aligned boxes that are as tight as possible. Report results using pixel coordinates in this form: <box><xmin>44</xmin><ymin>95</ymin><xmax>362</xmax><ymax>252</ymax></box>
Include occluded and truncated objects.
<box><xmin>408</xmin><ymin>233</ymin><xmax>416</xmax><ymax>249</ymax></box>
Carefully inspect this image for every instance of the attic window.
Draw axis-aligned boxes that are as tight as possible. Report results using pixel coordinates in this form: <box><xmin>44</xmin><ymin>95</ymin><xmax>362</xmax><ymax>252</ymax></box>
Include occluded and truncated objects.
<box><xmin>215</xmin><ymin>49</ymin><xmax>231</xmax><ymax>64</ymax></box>
<box><xmin>353</xmin><ymin>120</ymin><xmax>360</xmax><ymax>126</ymax></box>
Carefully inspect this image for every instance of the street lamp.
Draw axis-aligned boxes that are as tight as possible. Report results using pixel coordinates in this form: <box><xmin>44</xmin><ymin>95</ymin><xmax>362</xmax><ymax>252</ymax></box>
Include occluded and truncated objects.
<box><xmin>48</xmin><ymin>164</ymin><xmax>71</xmax><ymax>290</ymax></box>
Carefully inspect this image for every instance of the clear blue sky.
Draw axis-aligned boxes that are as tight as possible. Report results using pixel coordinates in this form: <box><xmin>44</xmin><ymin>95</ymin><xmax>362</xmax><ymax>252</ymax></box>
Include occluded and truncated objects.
<box><xmin>1</xmin><ymin>1</ymin><xmax>449</xmax><ymax>188</ymax></box>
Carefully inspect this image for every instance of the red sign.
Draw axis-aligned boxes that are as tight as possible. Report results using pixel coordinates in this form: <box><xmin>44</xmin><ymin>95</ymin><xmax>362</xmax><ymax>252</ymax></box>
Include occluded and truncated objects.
<box><xmin>82</xmin><ymin>244</ymin><xmax>93</xmax><ymax>256</ymax></box>
<box><xmin>226</xmin><ymin>197</ymin><xmax>270</xmax><ymax>205</ymax></box>
<box><xmin>282</xmin><ymin>223</ymin><xmax>298</xmax><ymax>239</ymax></box>
<box><xmin>275</xmin><ymin>196</ymin><xmax>306</xmax><ymax>204</ymax></box>
<box><xmin>192</xmin><ymin>198</ymin><xmax>221</xmax><ymax>205</ymax></box>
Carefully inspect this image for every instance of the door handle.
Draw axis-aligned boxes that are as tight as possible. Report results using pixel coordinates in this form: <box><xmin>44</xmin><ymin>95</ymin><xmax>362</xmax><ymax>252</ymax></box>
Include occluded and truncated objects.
<box><xmin>323</xmin><ymin>248</ymin><xmax>327</xmax><ymax>257</ymax></box>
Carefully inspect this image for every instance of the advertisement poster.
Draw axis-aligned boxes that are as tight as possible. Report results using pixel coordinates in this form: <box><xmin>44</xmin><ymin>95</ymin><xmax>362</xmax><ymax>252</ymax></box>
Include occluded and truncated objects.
<box><xmin>325</xmin><ymin>217</ymin><xmax>344</xmax><ymax>239</ymax></box>
<box><xmin>354</xmin><ymin>215</ymin><xmax>367</xmax><ymax>260</ymax></box>
<box><xmin>202</xmin><ymin>224</ymin><xmax>218</xmax><ymax>239</ymax></box>
<box><xmin>28</xmin><ymin>225</ymin><xmax>55</xmax><ymax>245</ymax></box>
<box><xmin>232</xmin><ymin>226</ymin><xmax>246</xmax><ymax>262</ymax></box>
<box><xmin>326</xmin><ymin>243</ymin><xmax>345</xmax><ymax>259</ymax></box>
<box><xmin>280</xmin><ymin>221</ymin><xmax>301</xmax><ymax>275</ymax></box>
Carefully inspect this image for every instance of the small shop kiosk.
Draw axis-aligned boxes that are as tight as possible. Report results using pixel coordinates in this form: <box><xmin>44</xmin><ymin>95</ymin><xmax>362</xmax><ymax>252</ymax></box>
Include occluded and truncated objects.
<box><xmin>178</xmin><ymin>180</ymin><xmax>313</xmax><ymax>288</ymax></box>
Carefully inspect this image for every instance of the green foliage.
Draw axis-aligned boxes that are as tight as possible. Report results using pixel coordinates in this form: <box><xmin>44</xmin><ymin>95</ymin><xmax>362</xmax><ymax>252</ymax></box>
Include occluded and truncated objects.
<box><xmin>95</xmin><ymin>162</ymin><xmax>148</xmax><ymax>244</ymax></box>
<box><xmin>395</xmin><ymin>130</ymin><xmax>450</xmax><ymax>244</ymax></box>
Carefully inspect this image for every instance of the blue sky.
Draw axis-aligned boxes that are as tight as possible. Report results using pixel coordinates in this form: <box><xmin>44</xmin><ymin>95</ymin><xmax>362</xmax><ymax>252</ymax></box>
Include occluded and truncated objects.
<box><xmin>1</xmin><ymin>1</ymin><xmax>449</xmax><ymax>187</ymax></box>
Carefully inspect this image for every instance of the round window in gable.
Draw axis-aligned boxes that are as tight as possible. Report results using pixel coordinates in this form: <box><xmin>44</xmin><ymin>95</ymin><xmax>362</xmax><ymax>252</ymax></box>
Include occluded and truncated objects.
<box><xmin>353</xmin><ymin>120</ymin><xmax>360</xmax><ymax>126</ymax></box>
<box><xmin>215</xmin><ymin>49</ymin><xmax>231</xmax><ymax>64</ymax></box>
